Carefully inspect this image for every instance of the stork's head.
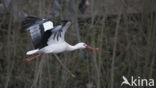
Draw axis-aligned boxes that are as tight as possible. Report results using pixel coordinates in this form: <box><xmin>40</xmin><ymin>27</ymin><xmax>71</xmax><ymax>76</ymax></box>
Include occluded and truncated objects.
<box><xmin>77</xmin><ymin>42</ymin><xmax>99</xmax><ymax>50</ymax></box>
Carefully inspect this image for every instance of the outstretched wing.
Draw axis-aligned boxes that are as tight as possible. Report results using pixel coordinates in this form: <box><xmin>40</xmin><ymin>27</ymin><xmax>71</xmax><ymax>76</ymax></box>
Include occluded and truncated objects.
<box><xmin>47</xmin><ymin>21</ymin><xmax>71</xmax><ymax>45</ymax></box>
<box><xmin>22</xmin><ymin>16</ymin><xmax>54</xmax><ymax>49</ymax></box>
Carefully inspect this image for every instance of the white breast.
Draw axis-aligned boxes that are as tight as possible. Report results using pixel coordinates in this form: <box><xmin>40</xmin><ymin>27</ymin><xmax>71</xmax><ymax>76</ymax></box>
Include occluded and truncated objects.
<box><xmin>40</xmin><ymin>43</ymin><xmax>67</xmax><ymax>54</ymax></box>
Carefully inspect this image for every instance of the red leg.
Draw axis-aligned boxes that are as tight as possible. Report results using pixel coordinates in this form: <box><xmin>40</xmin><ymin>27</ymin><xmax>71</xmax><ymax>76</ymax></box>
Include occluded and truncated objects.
<box><xmin>23</xmin><ymin>53</ymin><xmax>42</xmax><ymax>62</ymax></box>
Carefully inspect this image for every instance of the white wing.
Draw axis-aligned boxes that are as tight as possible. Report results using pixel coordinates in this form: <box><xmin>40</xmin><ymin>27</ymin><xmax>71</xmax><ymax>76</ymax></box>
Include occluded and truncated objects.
<box><xmin>47</xmin><ymin>21</ymin><xmax>71</xmax><ymax>45</ymax></box>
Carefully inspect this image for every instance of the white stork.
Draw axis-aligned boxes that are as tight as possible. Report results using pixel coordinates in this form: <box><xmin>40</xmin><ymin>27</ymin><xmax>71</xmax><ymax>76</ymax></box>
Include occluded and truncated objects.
<box><xmin>22</xmin><ymin>16</ymin><xmax>98</xmax><ymax>62</ymax></box>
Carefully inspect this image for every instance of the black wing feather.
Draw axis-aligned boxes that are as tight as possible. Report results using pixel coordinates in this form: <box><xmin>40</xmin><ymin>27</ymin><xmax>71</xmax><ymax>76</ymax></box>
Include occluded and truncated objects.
<box><xmin>57</xmin><ymin>32</ymin><xmax>60</xmax><ymax>40</ymax></box>
<box><xmin>27</xmin><ymin>24</ymin><xmax>43</xmax><ymax>49</ymax></box>
<box><xmin>53</xmin><ymin>32</ymin><xmax>57</xmax><ymax>40</ymax></box>
<box><xmin>22</xmin><ymin>16</ymin><xmax>44</xmax><ymax>29</ymax></box>
<box><xmin>22</xmin><ymin>16</ymin><xmax>49</xmax><ymax>49</ymax></box>
<box><xmin>22</xmin><ymin>16</ymin><xmax>71</xmax><ymax>49</ymax></box>
<box><xmin>37</xmin><ymin>30</ymin><xmax>52</xmax><ymax>49</ymax></box>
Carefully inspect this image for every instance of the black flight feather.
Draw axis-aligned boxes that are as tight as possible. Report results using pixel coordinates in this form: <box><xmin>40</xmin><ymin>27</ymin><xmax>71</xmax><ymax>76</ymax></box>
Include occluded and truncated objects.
<box><xmin>53</xmin><ymin>32</ymin><xmax>57</xmax><ymax>40</ymax></box>
<box><xmin>37</xmin><ymin>30</ymin><xmax>52</xmax><ymax>49</ymax></box>
<box><xmin>22</xmin><ymin>16</ymin><xmax>44</xmax><ymax>29</ymax></box>
<box><xmin>57</xmin><ymin>31</ymin><xmax>60</xmax><ymax>40</ymax></box>
<box><xmin>22</xmin><ymin>16</ymin><xmax>71</xmax><ymax>49</ymax></box>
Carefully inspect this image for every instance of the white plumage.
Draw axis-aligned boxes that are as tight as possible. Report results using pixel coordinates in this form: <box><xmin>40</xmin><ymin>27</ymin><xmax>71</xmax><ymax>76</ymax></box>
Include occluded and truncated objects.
<box><xmin>43</xmin><ymin>21</ymin><xmax>54</xmax><ymax>31</ymax></box>
<box><xmin>22</xmin><ymin>16</ymin><xmax>98</xmax><ymax>62</ymax></box>
<box><xmin>26</xmin><ymin>49</ymin><xmax>39</xmax><ymax>55</ymax></box>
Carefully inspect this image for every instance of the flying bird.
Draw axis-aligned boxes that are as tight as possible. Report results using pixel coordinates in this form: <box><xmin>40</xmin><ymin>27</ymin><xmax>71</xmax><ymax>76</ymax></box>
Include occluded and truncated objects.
<box><xmin>22</xmin><ymin>16</ymin><xmax>99</xmax><ymax>62</ymax></box>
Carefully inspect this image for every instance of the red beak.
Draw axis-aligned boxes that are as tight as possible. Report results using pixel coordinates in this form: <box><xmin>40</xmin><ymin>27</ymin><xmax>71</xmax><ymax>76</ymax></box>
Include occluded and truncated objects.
<box><xmin>85</xmin><ymin>45</ymin><xmax>99</xmax><ymax>50</ymax></box>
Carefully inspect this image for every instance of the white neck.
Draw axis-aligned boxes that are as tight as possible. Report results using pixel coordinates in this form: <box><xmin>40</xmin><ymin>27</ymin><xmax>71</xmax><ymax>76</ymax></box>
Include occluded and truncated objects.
<box><xmin>66</xmin><ymin>44</ymin><xmax>81</xmax><ymax>51</ymax></box>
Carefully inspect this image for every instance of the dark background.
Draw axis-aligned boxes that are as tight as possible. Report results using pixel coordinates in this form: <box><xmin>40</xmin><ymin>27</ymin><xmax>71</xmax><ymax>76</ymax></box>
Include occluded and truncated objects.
<box><xmin>0</xmin><ymin>0</ymin><xmax>155</xmax><ymax>88</ymax></box>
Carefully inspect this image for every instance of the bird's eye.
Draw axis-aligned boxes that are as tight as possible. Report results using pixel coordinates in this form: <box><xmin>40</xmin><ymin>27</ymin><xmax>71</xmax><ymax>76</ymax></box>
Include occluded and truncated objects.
<box><xmin>83</xmin><ymin>43</ymin><xmax>86</xmax><ymax>46</ymax></box>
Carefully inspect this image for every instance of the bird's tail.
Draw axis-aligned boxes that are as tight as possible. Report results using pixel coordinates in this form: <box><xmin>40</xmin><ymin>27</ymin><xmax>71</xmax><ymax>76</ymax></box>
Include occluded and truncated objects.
<box><xmin>26</xmin><ymin>49</ymin><xmax>39</xmax><ymax>55</ymax></box>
